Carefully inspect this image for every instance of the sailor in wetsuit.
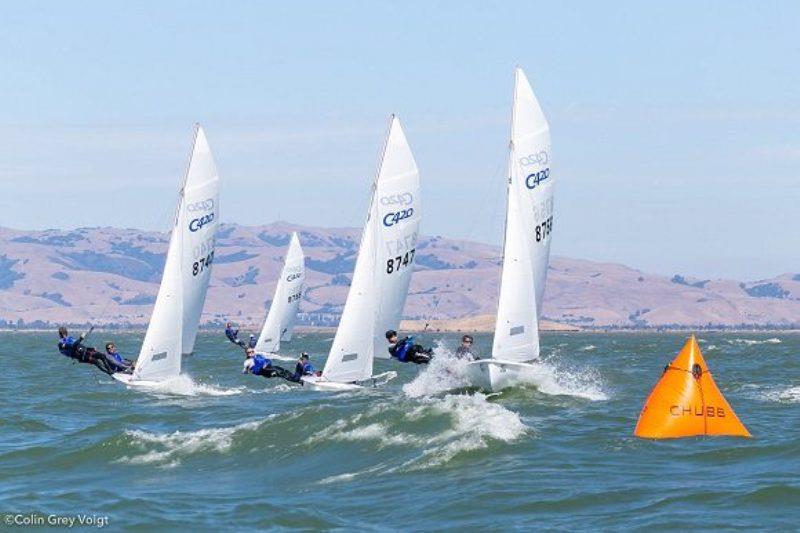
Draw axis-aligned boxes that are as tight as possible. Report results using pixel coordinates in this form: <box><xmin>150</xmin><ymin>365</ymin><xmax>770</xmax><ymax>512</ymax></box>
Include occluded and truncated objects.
<box><xmin>292</xmin><ymin>353</ymin><xmax>320</xmax><ymax>382</ymax></box>
<box><xmin>104</xmin><ymin>342</ymin><xmax>135</xmax><ymax>374</ymax></box>
<box><xmin>57</xmin><ymin>326</ymin><xmax>115</xmax><ymax>375</ymax></box>
<box><xmin>385</xmin><ymin>330</ymin><xmax>433</xmax><ymax>364</ymax></box>
<box><xmin>242</xmin><ymin>348</ymin><xmax>293</xmax><ymax>381</ymax></box>
<box><xmin>225</xmin><ymin>322</ymin><xmax>246</xmax><ymax>348</ymax></box>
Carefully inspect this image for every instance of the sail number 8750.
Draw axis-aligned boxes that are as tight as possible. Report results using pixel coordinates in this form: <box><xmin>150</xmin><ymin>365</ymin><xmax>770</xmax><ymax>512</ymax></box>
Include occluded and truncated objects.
<box><xmin>535</xmin><ymin>217</ymin><xmax>553</xmax><ymax>242</ymax></box>
<box><xmin>192</xmin><ymin>251</ymin><xmax>215</xmax><ymax>276</ymax></box>
<box><xmin>386</xmin><ymin>248</ymin><xmax>416</xmax><ymax>274</ymax></box>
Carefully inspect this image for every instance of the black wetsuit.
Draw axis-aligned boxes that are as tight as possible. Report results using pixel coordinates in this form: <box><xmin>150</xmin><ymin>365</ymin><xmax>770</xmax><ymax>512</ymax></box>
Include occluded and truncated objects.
<box><xmin>225</xmin><ymin>327</ymin><xmax>246</xmax><ymax>348</ymax></box>
<box><xmin>58</xmin><ymin>336</ymin><xmax>115</xmax><ymax>375</ymax></box>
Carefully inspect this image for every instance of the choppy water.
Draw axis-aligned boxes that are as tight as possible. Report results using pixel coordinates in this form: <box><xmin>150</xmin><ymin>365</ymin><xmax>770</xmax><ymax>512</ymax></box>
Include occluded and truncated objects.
<box><xmin>1</xmin><ymin>331</ymin><xmax>798</xmax><ymax>530</ymax></box>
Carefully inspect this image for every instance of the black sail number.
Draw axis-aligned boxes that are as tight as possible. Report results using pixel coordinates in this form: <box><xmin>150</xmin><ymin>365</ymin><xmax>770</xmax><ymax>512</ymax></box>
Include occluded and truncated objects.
<box><xmin>192</xmin><ymin>250</ymin><xmax>215</xmax><ymax>276</ymax></box>
<box><xmin>386</xmin><ymin>248</ymin><xmax>416</xmax><ymax>274</ymax></box>
<box><xmin>535</xmin><ymin>217</ymin><xmax>553</xmax><ymax>243</ymax></box>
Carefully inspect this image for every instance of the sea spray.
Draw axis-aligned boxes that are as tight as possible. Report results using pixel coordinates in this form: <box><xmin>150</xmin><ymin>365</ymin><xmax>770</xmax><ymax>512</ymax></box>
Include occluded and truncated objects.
<box><xmin>143</xmin><ymin>374</ymin><xmax>244</xmax><ymax>397</ymax></box>
<box><xmin>404</xmin><ymin>345</ymin><xmax>608</xmax><ymax>401</ymax></box>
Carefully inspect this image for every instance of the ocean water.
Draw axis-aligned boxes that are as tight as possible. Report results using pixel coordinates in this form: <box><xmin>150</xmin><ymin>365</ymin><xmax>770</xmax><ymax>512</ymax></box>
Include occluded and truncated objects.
<box><xmin>1</xmin><ymin>331</ymin><xmax>798</xmax><ymax>530</ymax></box>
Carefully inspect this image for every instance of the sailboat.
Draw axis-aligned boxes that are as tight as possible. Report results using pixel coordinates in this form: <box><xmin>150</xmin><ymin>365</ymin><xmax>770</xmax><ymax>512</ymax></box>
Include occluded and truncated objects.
<box><xmin>464</xmin><ymin>68</ymin><xmax>553</xmax><ymax>392</ymax></box>
<box><xmin>113</xmin><ymin>125</ymin><xmax>220</xmax><ymax>386</ymax></box>
<box><xmin>253</xmin><ymin>232</ymin><xmax>305</xmax><ymax>358</ymax></box>
<box><xmin>301</xmin><ymin>115</ymin><xmax>420</xmax><ymax>390</ymax></box>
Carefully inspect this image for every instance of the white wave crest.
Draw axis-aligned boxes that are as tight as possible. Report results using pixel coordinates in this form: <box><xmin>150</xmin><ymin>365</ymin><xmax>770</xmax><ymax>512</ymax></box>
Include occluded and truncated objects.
<box><xmin>728</xmin><ymin>338</ymin><xmax>782</xmax><ymax>346</ymax></box>
<box><xmin>761</xmin><ymin>386</ymin><xmax>800</xmax><ymax>403</ymax></box>
<box><xmin>405</xmin><ymin>393</ymin><xmax>527</xmax><ymax>468</ymax></box>
<box><xmin>403</xmin><ymin>346</ymin><xmax>473</xmax><ymax>398</ymax></box>
<box><xmin>306</xmin><ymin>387</ymin><xmax>527</xmax><ymax>469</ymax></box>
<box><xmin>325</xmin><ymin>423</ymin><xmax>413</xmax><ymax>447</ymax></box>
<box><xmin>514</xmin><ymin>360</ymin><xmax>609</xmax><ymax>401</ymax></box>
<box><xmin>580</xmin><ymin>345</ymin><xmax>597</xmax><ymax>351</ymax></box>
<box><xmin>117</xmin><ymin>419</ymin><xmax>266</xmax><ymax>467</ymax></box>
<box><xmin>141</xmin><ymin>375</ymin><xmax>245</xmax><ymax>397</ymax></box>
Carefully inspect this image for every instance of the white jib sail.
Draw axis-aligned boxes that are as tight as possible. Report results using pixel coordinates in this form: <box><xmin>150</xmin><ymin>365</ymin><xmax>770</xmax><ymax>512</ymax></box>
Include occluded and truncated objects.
<box><xmin>323</xmin><ymin>116</ymin><xmax>421</xmax><ymax>382</ymax></box>
<box><xmin>255</xmin><ymin>232</ymin><xmax>305</xmax><ymax>353</ymax></box>
<box><xmin>133</xmin><ymin>125</ymin><xmax>220</xmax><ymax>381</ymax></box>
<box><xmin>491</xmin><ymin>68</ymin><xmax>553</xmax><ymax>363</ymax></box>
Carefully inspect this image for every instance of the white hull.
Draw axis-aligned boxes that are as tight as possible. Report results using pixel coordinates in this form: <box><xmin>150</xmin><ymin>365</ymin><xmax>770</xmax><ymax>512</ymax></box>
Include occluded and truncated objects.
<box><xmin>111</xmin><ymin>373</ymin><xmax>161</xmax><ymax>388</ymax></box>
<box><xmin>300</xmin><ymin>371</ymin><xmax>397</xmax><ymax>391</ymax></box>
<box><xmin>464</xmin><ymin>359</ymin><xmax>536</xmax><ymax>392</ymax></box>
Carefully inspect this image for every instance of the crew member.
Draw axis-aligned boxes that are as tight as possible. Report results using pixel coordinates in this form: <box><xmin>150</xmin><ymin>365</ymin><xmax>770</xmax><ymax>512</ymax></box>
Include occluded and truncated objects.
<box><xmin>56</xmin><ymin>326</ymin><xmax>114</xmax><ymax>375</ymax></box>
<box><xmin>385</xmin><ymin>330</ymin><xmax>433</xmax><ymax>364</ymax></box>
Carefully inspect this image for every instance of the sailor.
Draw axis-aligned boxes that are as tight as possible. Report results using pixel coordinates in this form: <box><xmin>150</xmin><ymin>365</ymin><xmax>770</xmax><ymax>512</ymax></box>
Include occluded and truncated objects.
<box><xmin>454</xmin><ymin>334</ymin><xmax>479</xmax><ymax>361</ymax></box>
<box><xmin>385</xmin><ymin>330</ymin><xmax>433</xmax><ymax>364</ymax></box>
<box><xmin>57</xmin><ymin>326</ymin><xmax>115</xmax><ymax>375</ymax></box>
<box><xmin>242</xmin><ymin>347</ymin><xmax>293</xmax><ymax>381</ymax></box>
<box><xmin>248</xmin><ymin>334</ymin><xmax>257</xmax><ymax>349</ymax></box>
<box><xmin>292</xmin><ymin>352</ymin><xmax>320</xmax><ymax>382</ymax></box>
<box><xmin>225</xmin><ymin>321</ymin><xmax>246</xmax><ymax>348</ymax></box>
<box><xmin>105</xmin><ymin>342</ymin><xmax>135</xmax><ymax>373</ymax></box>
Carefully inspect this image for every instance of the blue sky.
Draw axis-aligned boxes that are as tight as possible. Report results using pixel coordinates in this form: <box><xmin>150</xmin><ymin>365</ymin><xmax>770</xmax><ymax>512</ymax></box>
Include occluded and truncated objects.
<box><xmin>0</xmin><ymin>1</ymin><xmax>798</xmax><ymax>279</ymax></box>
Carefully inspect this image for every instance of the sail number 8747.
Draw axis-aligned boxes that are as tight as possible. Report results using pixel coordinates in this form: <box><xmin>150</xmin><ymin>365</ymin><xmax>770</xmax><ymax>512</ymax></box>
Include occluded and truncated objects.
<box><xmin>535</xmin><ymin>217</ymin><xmax>553</xmax><ymax>242</ymax></box>
<box><xmin>386</xmin><ymin>249</ymin><xmax>416</xmax><ymax>274</ymax></box>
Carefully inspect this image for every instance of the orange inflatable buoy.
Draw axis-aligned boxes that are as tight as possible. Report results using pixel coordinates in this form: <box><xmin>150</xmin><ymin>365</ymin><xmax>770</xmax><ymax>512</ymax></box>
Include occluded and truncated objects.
<box><xmin>634</xmin><ymin>335</ymin><xmax>751</xmax><ymax>439</ymax></box>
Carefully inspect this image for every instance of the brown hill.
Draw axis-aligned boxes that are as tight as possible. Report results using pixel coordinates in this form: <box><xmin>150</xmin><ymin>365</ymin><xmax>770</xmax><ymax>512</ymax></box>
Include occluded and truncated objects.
<box><xmin>1</xmin><ymin>223</ymin><xmax>799</xmax><ymax>329</ymax></box>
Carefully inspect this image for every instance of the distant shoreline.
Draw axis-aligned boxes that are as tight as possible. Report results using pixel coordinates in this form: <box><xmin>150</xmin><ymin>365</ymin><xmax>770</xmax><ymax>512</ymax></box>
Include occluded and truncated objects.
<box><xmin>5</xmin><ymin>326</ymin><xmax>800</xmax><ymax>334</ymax></box>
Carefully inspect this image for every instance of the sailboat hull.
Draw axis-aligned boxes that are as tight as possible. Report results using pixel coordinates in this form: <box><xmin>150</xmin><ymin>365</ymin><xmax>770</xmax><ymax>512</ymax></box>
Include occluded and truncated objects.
<box><xmin>464</xmin><ymin>359</ymin><xmax>535</xmax><ymax>392</ymax></box>
<box><xmin>300</xmin><ymin>371</ymin><xmax>397</xmax><ymax>391</ymax></box>
<box><xmin>111</xmin><ymin>373</ymin><xmax>161</xmax><ymax>387</ymax></box>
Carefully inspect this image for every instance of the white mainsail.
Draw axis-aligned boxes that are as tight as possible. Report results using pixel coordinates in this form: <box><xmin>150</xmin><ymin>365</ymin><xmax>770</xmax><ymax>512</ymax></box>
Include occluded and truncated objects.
<box><xmin>132</xmin><ymin>125</ymin><xmax>220</xmax><ymax>382</ymax></box>
<box><xmin>491</xmin><ymin>68</ymin><xmax>553</xmax><ymax>363</ymax></box>
<box><xmin>255</xmin><ymin>232</ymin><xmax>305</xmax><ymax>353</ymax></box>
<box><xmin>322</xmin><ymin>116</ymin><xmax>421</xmax><ymax>383</ymax></box>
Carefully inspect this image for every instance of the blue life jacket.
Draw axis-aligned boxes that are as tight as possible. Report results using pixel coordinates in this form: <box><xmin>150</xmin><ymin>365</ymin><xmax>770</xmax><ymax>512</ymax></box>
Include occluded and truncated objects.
<box><xmin>58</xmin><ymin>336</ymin><xmax>78</xmax><ymax>357</ymax></box>
<box><xmin>293</xmin><ymin>361</ymin><xmax>314</xmax><ymax>380</ymax></box>
<box><xmin>395</xmin><ymin>337</ymin><xmax>413</xmax><ymax>362</ymax></box>
<box><xmin>225</xmin><ymin>327</ymin><xmax>239</xmax><ymax>342</ymax></box>
<box><xmin>109</xmin><ymin>351</ymin><xmax>125</xmax><ymax>364</ymax></box>
<box><xmin>251</xmin><ymin>355</ymin><xmax>272</xmax><ymax>374</ymax></box>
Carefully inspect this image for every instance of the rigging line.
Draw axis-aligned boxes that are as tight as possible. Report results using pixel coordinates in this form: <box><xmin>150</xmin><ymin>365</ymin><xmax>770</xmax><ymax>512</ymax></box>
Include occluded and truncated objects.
<box><xmin>462</xmin><ymin>157</ymin><xmax>505</xmax><ymax>243</ymax></box>
<box><xmin>422</xmin><ymin>294</ymin><xmax>443</xmax><ymax>333</ymax></box>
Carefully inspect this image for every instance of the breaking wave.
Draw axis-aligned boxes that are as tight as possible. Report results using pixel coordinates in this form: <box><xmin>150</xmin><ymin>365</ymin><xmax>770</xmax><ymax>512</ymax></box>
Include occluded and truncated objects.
<box><xmin>728</xmin><ymin>338</ymin><xmax>782</xmax><ymax>346</ymax></box>
<box><xmin>137</xmin><ymin>375</ymin><xmax>245</xmax><ymax>397</ymax></box>
<box><xmin>404</xmin><ymin>393</ymin><xmax>527</xmax><ymax>469</ymax></box>
<box><xmin>307</xmin><ymin>391</ymin><xmax>527</xmax><ymax>471</ymax></box>
<box><xmin>403</xmin><ymin>346</ymin><xmax>608</xmax><ymax>401</ymax></box>
<box><xmin>117</xmin><ymin>419</ymin><xmax>267</xmax><ymax>467</ymax></box>
<box><xmin>760</xmin><ymin>386</ymin><xmax>800</xmax><ymax>404</ymax></box>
